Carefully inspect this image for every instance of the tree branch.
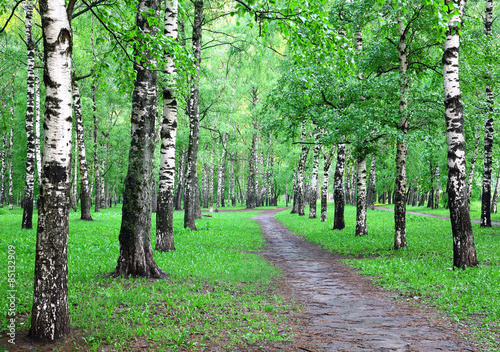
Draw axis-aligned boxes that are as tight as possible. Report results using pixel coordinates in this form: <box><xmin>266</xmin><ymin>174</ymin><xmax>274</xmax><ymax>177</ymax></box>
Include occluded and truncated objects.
<box><xmin>0</xmin><ymin>0</ymin><xmax>23</xmax><ymax>34</ymax></box>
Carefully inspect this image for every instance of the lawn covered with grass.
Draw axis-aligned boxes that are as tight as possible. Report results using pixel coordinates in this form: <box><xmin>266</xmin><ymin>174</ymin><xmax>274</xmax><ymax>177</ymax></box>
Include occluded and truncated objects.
<box><xmin>276</xmin><ymin>204</ymin><xmax>500</xmax><ymax>351</ymax></box>
<box><xmin>0</xmin><ymin>206</ymin><xmax>296</xmax><ymax>351</ymax></box>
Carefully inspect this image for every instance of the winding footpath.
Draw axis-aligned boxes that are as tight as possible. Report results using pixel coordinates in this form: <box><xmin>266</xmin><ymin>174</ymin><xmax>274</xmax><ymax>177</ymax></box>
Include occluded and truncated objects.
<box><xmin>254</xmin><ymin>208</ymin><xmax>477</xmax><ymax>352</ymax></box>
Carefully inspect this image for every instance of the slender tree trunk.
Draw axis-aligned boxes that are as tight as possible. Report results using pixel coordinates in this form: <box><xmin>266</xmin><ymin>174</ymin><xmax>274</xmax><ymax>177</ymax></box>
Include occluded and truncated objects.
<box><xmin>174</xmin><ymin>151</ymin><xmax>185</xmax><ymax>210</ymax></box>
<box><xmin>481</xmin><ymin>0</ymin><xmax>494</xmax><ymax>227</ymax></box>
<box><xmin>367</xmin><ymin>154</ymin><xmax>377</xmax><ymax>210</ymax></box>
<box><xmin>443</xmin><ymin>0</ymin><xmax>478</xmax><ymax>269</ymax></box>
<box><xmin>8</xmin><ymin>127</ymin><xmax>14</xmax><ymax>210</ymax></box>
<box><xmin>355</xmin><ymin>155</ymin><xmax>368</xmax><ymax>236</ymax></box>
<box><xmin>208</xmin><ymin>145</ymin><xmax>215</xmax><ymax>212</ymax></box>
<box><xmin>321</xmin><ymin>146</ymin><xmax>335</xmax><ymax>222</ymax></box>
<box><xmin>184</xmin><ymin>0</ymin><xmax>203</xmax><ymax>230</ymax></box>
<box><xmin>22</xmin><ymin>0</ymin><xmax>36</xmax><ymax>229</ymax></box>
<box><xmin>491</xmin><ymin>166</ymin><xmax>500</xmax><ymax>213</ymax></box>
<box><xmin>216</xmin><ymin>132</ymin><xmax>227</xmax><ymax>212</ymax></box>
<box><xmin>297</xmin><ymin>124</ymin><xmax>310</xmax><ymax>216</ymax></box>
<box><xmin>1</xmin><ymin>128</ymin><xmax>6</xmax><ymax>205</ymax></box>
<box><xmin>29</xmin><ymin>0</ymin><xmax>72</xmax><ymax>339</ymax></box>
<box><xmin>72</xmin><ymin>147</ymin><xmax>78</xmax><ymax>212</ymax></box>
<box><xmin>247</xmin><ymin>126</ymin><xmax>257</xmax><ymax>209</ymax></box>
<box><xmin>466</xmin><ymin>134</ymin><xmax>480</xmax><ymax>202</ymax></box>
<box><xmin>73</xmin><ymin>80</ymin><xmax>93</xmax><ymax>221</ymax></box>
<box><xmin>333</xmin><ymin>144</ymin><xmax>346</xmax><ymax>230</ymax></box>
<box><xmin>113</xmin><ymin>0</ymin><xmax>165</xmax><ymax>278</ymax></box>
<box><xmin>434</xmin><ymin>166</ymin><xmax>441</xmax><ymax>209</ymax></box>
<box><xmin>291</xmin><ymin>170</ymin><xmax>298</xmax><ymax>213</ymax></box>
<box><xmin>92</xmin><ymin>84</ymin><xmax>101</xmax><ymax>213</ymax></box>
<box><xmin>309</xmin><ymin>129</ymin><xmax>321</xmax><ymax>218</ymax></box>
<box><xmin>35</xmin><ymin>70</ymin><xmax>42</xmax><ymax>186</ymax></box>
<box><xmin>156</xmin><ymin>0</ymin><xmax>178</xmax><ymax>252</ymax></box>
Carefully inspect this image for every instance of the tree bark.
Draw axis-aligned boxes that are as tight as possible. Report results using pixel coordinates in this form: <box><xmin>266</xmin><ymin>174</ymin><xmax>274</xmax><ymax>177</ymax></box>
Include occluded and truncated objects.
<box><xmin>92</xmin><ymin>83</ymin><xmax>101</xmax><ymax>212</ymax></box>
<box><xmin>491</xmin><ymin>166</ymin><xmax>500</xmax><ymax>213</ymax></box>
<box><xmin>333</xmin><ymin>143</ymin><xmax>346</xmax><ymax>230</ymax></box>
<box><xmin>29</xmin><ymin>0</ymin><xmax>72</xmax><ymax>340</ymax></box>
<box><xmin>297</xmin><ymin>123</ymin><xmax>310</xmax><ymax>216</ymax></box>
<box><xmin>184</xmin><ymin>0</ymin><xmax>203</xmax><ymax>230</ymax></box>
<box><xmin>156</xmin><ymin>0</ymin><xmax>178</xmax><ymax>252</ymax></box>
<box><xmin>216</xmin><ymin>132</ymin><xmax>228</xmax><ymax>212</ymax></box>
<box><xmin>208</xmin><ymin>144</ymin><xmax>215</xmax><ymax>212</ymax></box>
<box><xmin>442</xmin><ymin>0</ymin><xmax>478</xmax><ymax>269</ymax></box>
<box><xmin>113</xmin><ymin>0</ymin><xmax>165</xmax><ymax>278</ymax></box>
<box><xmin>309</xmin><ymin>128</ymin><xmax>321</xmax><ymax>218</ymax></box>
<box><xmin>367</xmin><ymin>154</ymin><xmax>377</xmax><ymax>210</ymax></box>
<box><xmin>321</xmin><ymin>146</ymin><xmax>335</xmax><ymax>222</ymax></box>
<box><xmin>22</xmin><ymin>0</ymin><xmax>36</xmax><ymax>229</ymax></box>
<box><xmin>434</xmin><ymin>166</ymin><xmax>441</xmax><ymax>209</ymax></box>
<box><xmin>8</xmin><ymin>127</ymin><xmax>14</xmax><ymax>210</ymax></box>
<box><xmin>481</xmin><ymin>0</ymin><xmax>494</xmax><ymax>227</ymax></box>
<box><xmin>35</xmin><ymin>70</ymin><xmax>42</xmax><ymax>186</ymax></box>
<box><xmin>355</xmin><ymin>154</ymin><xmax>368</xmax><ymax>236</ymax></box>
<box><xmin>174</xmin><ymin>151</ymin><xmax>185</xmax><ymax>210</ymax></box>
<box><xmin>73</xmin><ymin>80</ymin><xmax>93</xmax><ymax>221</ymax></box>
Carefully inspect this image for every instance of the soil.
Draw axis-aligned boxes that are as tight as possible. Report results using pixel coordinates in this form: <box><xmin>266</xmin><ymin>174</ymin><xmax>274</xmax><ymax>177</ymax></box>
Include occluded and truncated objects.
<box><xmin>1</xmin><ymin>207</ymin><xmax>482</xmax><ymax>352</ymax></box>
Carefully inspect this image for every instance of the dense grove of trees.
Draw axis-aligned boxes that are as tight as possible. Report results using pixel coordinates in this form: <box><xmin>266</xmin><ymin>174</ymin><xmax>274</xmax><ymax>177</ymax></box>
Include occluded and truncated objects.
<box><xmin>0</xmin><ymin>0</ymin><xmax>498</xmax><ymax>341</ymax></box>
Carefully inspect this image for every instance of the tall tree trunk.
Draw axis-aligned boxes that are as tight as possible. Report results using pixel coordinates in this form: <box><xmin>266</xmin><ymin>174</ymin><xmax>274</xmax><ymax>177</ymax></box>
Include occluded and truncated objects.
<box><xmin>466</xmin><ymin>134</ymin><xmax>480</xmax><ymax>202</ymax></box>
<box><xmin>92</xmin><ymin>83</ymin><xmax>100</xmax><ymax>212</ymax></box>
<box><xmin>29</xmin><ymin>0</ymin><xmax>72</xmax><ymax>339</ymax></box>
<box><xmin>216</xmin><ymin>132</ymin><xmax>227</xmax><ymax>212</ymax></box>
<box><xmin>113</xmin><ymin>0</ymin><xmax>165</xmax><ymax>278</ymax></box>
<box><xmin>394</xmin><ymin>14</ymin><xmax>409</xmax><ymax>249</ymax></box>
<box><xmin>481</xmin><ymin>0</ymin><xmax>494</xmax><ymax>227</ymax></box>
<box><xmin>35</xmin><ymin>70</ymin><xmax>42</xmax><ymax>186</ymax></box>
<box><xmin>297</xmin><ymin>124</ymin><xmax>310</xmax><ymax>216</ymax></box>
<box><xmin>491</xmin><ymin>166</ymin><xmax>500</xmax><ymax>213</ymax></box>
<box><xmin>174</xmin><ymin>151</ymin><xmax>185</xmax><ymax>210</ymax></box>
<box><xmin>367</xmin><ymin>154</ymin><xmax>377</xmax><ymax>210</ymax></box>
<box><xmin>22</xmin><ymin>0</ymin><xmax>36</xmax><ymax>229</ymax></box>
<box><xmin>1</xmin><ymin>130</ymin><xmax>6</xmax><ymax>205</ymax></box>
<box><xmin>73</xmin><ymin>80</ymin><xmax>93</xmax><ymax>221</ymax></box>
<box><xmin>156</xmin><ymin>0</ymin><xmax>178</xmax><ymax>252</ymax></box>
<box><xmin>291</xmin><ymin>169</ymin><xmax>298</xmax><ymax>213</ymax></box>
<box><xmin>355</xmin><ymin>154</ymin><xmax>368</xmax><ymax>236</ymax></box>
<box><xmin>208</xmin><ymin>145</ymin><xmax>215</xmax><ymax>212</ymax></box>
<box><xmin>443</xmin><ymin>0</ymin><xmax>478</xmax><ymax>269</ymax></box>
<box><xmin>71</xmin><ymin>147</ymin><xmax>78</xmax><ymax>212</ymax></box>
<box><xmin>333</xmin><ymin>144</ymin><xmax>346</xmax><ymax>230</ymax></box>
<box><xmin>321</xmin><ymin>146</ymin><xmax>335</xmax><ymax>222</ymax></box>
<box><xmin>184</xmin><ymin>0</ymin><xmax>203</xmax><ymax>230</ymax></box>
<box><xmin>434</xmin><ymin>166</ymin><xmax>441</xmax><ymax>209</ymax></box>
<box><xmin>309</xmin><ymin>129</ymin><xmax>321</xmax><ymax>218</ymax></box>
<box><xmin>8</xmin><ymin>127</ymin><xmax>14</xmax><ymax>210</ymax></box>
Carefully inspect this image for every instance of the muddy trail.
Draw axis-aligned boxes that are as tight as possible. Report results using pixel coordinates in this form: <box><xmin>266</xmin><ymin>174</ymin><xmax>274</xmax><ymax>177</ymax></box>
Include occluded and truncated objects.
<box><xmin>253</xmin><ymin>208</ymin><xmax>477</xmax><ymax>352</ymax></box>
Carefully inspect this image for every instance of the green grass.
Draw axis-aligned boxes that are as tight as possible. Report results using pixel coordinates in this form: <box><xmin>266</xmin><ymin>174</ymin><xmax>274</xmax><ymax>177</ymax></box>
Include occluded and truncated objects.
<box><xmin>378</xmin><ymin>200</ymin><xmax>500</xmax><ymax>223</ymax></box>
<box><xmin>276</xmin><ymin>204</ymin><xmax>500</xmax><ymax>351</ymax></box>
<box><xmin>0</xmin><ymin>205</ymin><xmax>296</xmax><ymax>351</ymax></box>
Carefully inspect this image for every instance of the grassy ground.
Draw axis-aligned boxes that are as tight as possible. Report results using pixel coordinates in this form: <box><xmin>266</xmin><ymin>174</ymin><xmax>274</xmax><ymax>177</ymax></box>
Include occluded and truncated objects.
<box><xmin>378</xmin><ymin>200</ymin><xmax>500</xmax><ymax>223</ymax></box>
<box><xmin>276</xmin><ymin>203</ymin><xmax>500</xmax><ymax>351</ymax></box>
<box><xmin>0</xmin><ymin>205</ymin><xmax>297</xmax><ymax>351</ymax></box>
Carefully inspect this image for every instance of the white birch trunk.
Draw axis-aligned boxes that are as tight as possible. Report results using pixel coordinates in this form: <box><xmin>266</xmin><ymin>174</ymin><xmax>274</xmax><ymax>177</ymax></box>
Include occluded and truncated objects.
<box><xmin>442</xmin><ymin>0</ymin><xmax>478</xmax><ymax>268</ymax></box>
<box><xmin>156</xmin><ymin>0</ymin><xmax>178</xmax><ymax>252</ymax></box>
<box><xmin>309</xmin><ymin>128</ymin><xmax>321</xmax><ymax>218</ymax></box>
<box><xmin>22</xmin><ymin>0</ymin><xmax>36</xmax><ymax>229</ymax></box>
<box><xmin>355</xmin><ymin>155</ymin><xmax>368</xmax><ymax>236</ymax></box>
<box><xmin>35</xmin><ymin>70</ymin><xmax>42</xmax><ymax>186</ymax></box>
<box><xmin>321</xmin><ymin>146</ymin><xmax>335</xmax><ymax>222</ymax></box>
<box><xmin>297</xmin><ymin>123</ymin><xmax>310</xmax><ymax>216</ymax></box>
<box><xmin>29</xmin><ymin>0</ymin><xmax>72</xmax><ymax>339</ymax></box>
<box><xmin>491</xmin><ymin>166</ymin><xmax>500</xmax><ymax>213</ymax></box>
<box><xmin>8</xmin><ymin>127</ymin><xmax>14</xmax><ymax>210</ymax></box>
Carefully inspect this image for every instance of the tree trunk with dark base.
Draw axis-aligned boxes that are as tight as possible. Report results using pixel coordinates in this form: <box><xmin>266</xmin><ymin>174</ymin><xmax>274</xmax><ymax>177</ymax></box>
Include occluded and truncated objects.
<box><xmin>22</xmin><ymin>0</ymin><xmax>36</xmax><ymax>229</ymax></box>
<box><xmin>184</xmin><ymin>0</ymin><xmax>203</xmax><ymax>230</ymax></box>
<box><xmin>321</xmin><ymin>146</ymin><xmax>335</xmax><ymax>222</ymax></box>
<box><xmin>297</xmin><ymin>123</ymin><xmax>310</xmax><ymax>216</ymax></box>
<box><xmin>333</xmin><ymin>144</ymin><xmax>346</xmax><ymax>230</ymax></box>
<box><xmin>29</xmin><ymin>0</ymin><xmax>73</xmax><ymax>339</ymax></box>
<box><xmin>481</xmin><ymin>0</ymin><xmax>494</xmax><ymax>228</ymax></box>
<box><xmin>156</xmin><ymin>0</ymin><xmax>178</xmax><ymax>252</ymax></box>
<box><xmin>309</xmin><ymin>129</ymin><xmax>320</xmax><ymax>219</ymax></box>
<box><xmin>443</xmin><ymin>0</ymin><xmax>478</xmax><ymax>269</ymax></box>
<box><xmin>113</xmin><ymin>0</ymin><xmax>165</xmax><ymax>278</ymax></box>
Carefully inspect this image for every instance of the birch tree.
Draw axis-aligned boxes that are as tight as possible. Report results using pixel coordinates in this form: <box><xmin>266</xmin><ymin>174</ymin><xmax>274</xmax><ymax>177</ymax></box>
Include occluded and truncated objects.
<box><xmin>29</xmin><ymin>0</ymin><xmax>73</xmax><ymax>340</ymax></box>
<box><xmin>156</xmin><ymin>0</ymin><xmax>178</xmax><ymax>252</ymax></box>
<box><xmin>442</xmin><ymin>0</ymin><xmax>478</xmax><ymax>268</ymax></box>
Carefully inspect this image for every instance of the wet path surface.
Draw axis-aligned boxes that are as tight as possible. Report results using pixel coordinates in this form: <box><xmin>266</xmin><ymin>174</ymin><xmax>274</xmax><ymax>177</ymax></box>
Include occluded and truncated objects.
<box><xmin>254</xmin><ymin>208</ymin><xmax>477</xmax><ymax>352</ymax></box>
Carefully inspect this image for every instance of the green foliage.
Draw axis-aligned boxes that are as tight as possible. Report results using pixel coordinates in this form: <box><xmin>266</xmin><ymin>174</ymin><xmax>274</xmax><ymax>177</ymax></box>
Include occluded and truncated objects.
<box><xmin>277</xmin><ymin>204</ymin><xmax>500</xmax><ymax>350</ymax></box>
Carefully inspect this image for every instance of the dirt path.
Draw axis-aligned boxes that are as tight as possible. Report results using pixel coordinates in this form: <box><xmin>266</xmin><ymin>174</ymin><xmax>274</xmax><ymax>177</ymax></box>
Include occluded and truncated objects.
<box><xmin>375</xmin><ymin>206</ymin><xmax>500</xmax><ymax>227</ymax></box>
<box><xmin>253</xmin><ymin>208</ymin><xmax>478</xmax><ymax>352</ymax></box>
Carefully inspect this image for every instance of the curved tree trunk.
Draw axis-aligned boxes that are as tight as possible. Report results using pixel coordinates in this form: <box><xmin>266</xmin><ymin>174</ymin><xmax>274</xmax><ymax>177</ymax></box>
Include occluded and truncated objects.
<box><xmin>481</xmin><ymin>0</ymin><xmax>494</xmax><ymax>227</ymax></box>
<box><xmin>333</xmin><ymin>144</ymin><xmax>346</xmax><ymax>230</ymax></box>
<box><xmin>156</xmin><ymin>0</ymin><xmax>178</xmax><ymax>252</ymax></box>
<box><xmin>113</xmin><ymin>0</ymin><xmax>165</xmax><ymax>278</ymax></box>
<box><xmin>355</xmin><ymin>155</ymin><xmax>368</xmax><ymax>236</ymax></box>
<box><xmin>29</xmin><ymin>0</ymin><xmax>72</xmax><ymax>340</ymax></box>
<box><xmin>22</xmin><ymin>0</ymin><xmax>36</xmax><ymax>229</ymax></box>
<box><xmin>73</xmin><ymin>80</ymin><xmax>93</xmax><ymax>221</ymax></box>
<box><xmin>443</xmin><ymin>0</ymin><xmax>478</xmax><ymax>269</ymax></box>
<box><xmin>184</xmin><ymin>0</ymin><xmax>203</xmax><ymax>230</ymax></box>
